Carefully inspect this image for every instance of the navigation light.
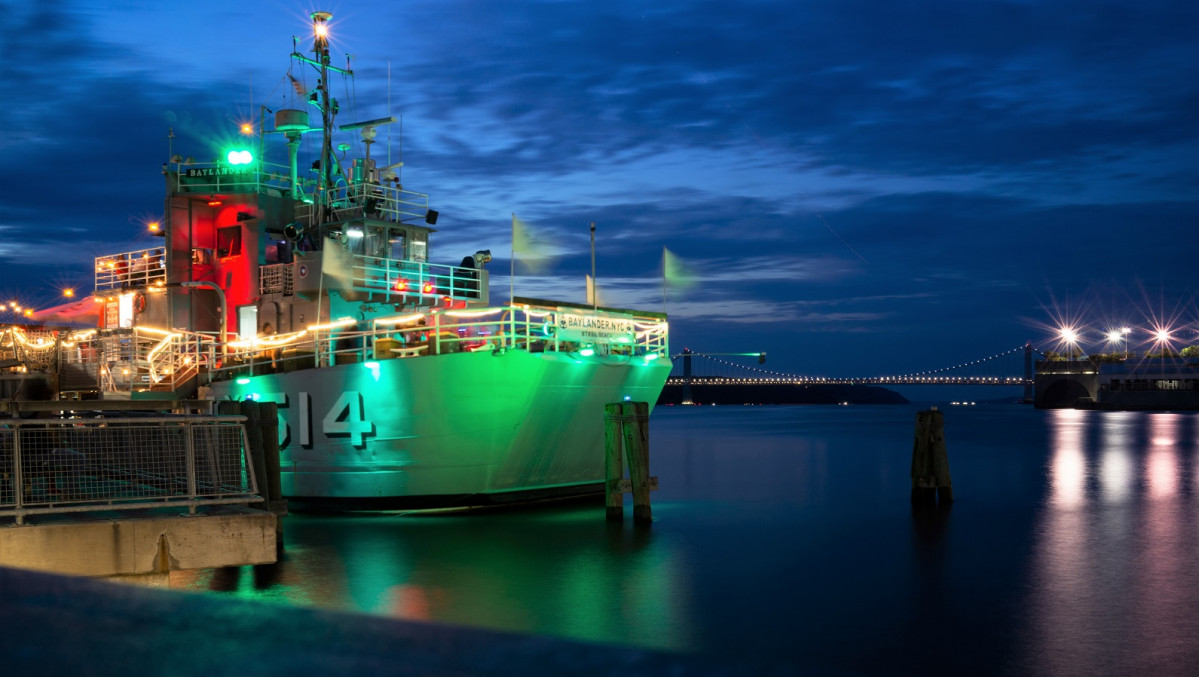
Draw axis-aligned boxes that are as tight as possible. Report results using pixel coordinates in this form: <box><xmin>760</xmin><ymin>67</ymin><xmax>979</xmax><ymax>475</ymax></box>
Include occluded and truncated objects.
<box><xmin>226</xmin><ymin>150</ymin><xmax>254</xmax><ymax>165</ymax></box>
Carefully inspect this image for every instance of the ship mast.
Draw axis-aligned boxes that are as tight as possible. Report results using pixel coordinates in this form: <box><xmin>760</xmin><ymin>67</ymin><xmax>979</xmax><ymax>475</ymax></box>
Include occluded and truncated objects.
<box><xmin>292</xmin><ymin>11</ymin><xmax>352</xmax><ymax>226</ymax></box>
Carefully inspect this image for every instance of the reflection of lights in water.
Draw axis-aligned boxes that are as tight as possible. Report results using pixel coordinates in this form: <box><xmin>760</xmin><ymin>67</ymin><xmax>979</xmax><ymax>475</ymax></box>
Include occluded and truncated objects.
<box><xmin>1099</xmin><ymin>413</ymin><xmax>1134</xmax><ymax>504</ymax></box>
<box><xmin>1147</xmin><ymin>450</ymin><xmax>1178</xmax><ymax>499</ymax></box>
<box><xmin>1049</xmin><ymin>410</ymin><xmax>1087</xmax><ymax>509</ymax></box>
<box><xmin>1147</xmin><ymin>415</ymin><xmax>1180</xmax><ymax>499</ymax></box>
<box><xmin>1149</xmin><ymin>413</ymin><xmax>1177</xmax><ymax>447</ymax></box>
<box><xmin>1099</xmin><ymin>449</ymin><xmax>1132</xmax><ymax>504</ymax></box>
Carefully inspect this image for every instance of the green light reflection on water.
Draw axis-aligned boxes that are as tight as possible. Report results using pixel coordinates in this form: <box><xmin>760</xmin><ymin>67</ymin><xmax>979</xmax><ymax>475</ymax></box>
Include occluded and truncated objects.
<box><xmin>172</xmin><ymin>504</ymin><xmax>695</xmax><ymax>652</ymax></box>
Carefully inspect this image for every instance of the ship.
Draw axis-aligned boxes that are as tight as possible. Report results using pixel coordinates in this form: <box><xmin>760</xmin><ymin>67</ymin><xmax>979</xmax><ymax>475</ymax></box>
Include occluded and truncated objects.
<box><xmin>1</xmin><ymin>12</ymin><xmax>671</xmax><ymax>508</ymax></box>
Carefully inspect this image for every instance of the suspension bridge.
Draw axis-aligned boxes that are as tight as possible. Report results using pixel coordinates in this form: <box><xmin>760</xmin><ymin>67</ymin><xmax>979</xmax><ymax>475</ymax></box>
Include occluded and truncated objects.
<box><xmin>666</xmin><ymin>344</ymin><xmax>1041</xmax><ymax>403</ymax></box>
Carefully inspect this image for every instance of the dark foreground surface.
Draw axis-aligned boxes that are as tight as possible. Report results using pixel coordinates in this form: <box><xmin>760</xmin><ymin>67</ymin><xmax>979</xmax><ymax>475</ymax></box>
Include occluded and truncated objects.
<box><xmin>0</xmin><ymin>565</ymin><xmax>754</xmax><ymax>676</ymax></box>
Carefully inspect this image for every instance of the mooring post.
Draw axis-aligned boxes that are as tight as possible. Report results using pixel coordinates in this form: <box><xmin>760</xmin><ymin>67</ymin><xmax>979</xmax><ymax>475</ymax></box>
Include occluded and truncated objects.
<box><xmin>911</xmin><ymin>407</ymin><xmax>953</xmax><ymax>505</ymax></box>
<box><xmin>239</xmin><ymin>401</ymin><xmax>269</xmax><ymax>508</ymax></box>
<box><xmin>258</xmin><ymin>401</ymin><xmax>287</xmax><ymax>555</ymax></box>
<box><xmin>604</xmin><ymin>403</ymin><xmax>625</xmax><ymax>522</ymax></box>
<box><xmin>621</xmin><ymin>401</ymin><xmax>653</xmax><ymax>525</ymax></box>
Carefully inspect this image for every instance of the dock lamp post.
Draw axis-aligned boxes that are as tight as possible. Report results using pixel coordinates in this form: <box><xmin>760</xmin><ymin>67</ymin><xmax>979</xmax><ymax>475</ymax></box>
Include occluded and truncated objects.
<box><xmin>1058</xmin><ymin>327</ymin><xmax>1083</xmax><ymax>359</ymax></box>
<box><xmin>1106</xmin><ymin>328</ymin><xmax>1131</xmax><ymax>359</ymax></box>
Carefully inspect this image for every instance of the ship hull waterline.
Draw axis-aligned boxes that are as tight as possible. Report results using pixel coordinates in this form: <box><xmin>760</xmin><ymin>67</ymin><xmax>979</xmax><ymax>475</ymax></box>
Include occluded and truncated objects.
<box><xmin>210</xmin><ymin>348</ymin><xmax>670</xmax><ymax>509</ymax></box>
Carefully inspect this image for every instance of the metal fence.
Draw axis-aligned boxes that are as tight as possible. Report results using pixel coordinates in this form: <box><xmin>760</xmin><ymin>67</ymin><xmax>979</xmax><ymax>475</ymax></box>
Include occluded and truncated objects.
<box><xmin>0</xmin><ymin>416</ymin><xmax>258</xmax><ymax>524</ymax></box>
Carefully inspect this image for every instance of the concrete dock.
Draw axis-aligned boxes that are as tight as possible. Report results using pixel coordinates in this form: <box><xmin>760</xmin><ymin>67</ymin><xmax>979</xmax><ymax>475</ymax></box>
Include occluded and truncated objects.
<box><xmin>0</xmin><ymin>506</ymin><xmax>276</xmax><ymax>586</ymax></box>
<box><xmin>1</xmin><ymin>402</ymin><xmax>282</xmax><ymax>584</ymax></box>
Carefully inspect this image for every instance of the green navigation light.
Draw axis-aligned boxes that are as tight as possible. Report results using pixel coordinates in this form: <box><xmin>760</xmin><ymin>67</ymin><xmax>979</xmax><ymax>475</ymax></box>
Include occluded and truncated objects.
<box><xmin>226</xmin><ymin>149</ymin><xmax>254</xmax><ymax>165</ymax></box>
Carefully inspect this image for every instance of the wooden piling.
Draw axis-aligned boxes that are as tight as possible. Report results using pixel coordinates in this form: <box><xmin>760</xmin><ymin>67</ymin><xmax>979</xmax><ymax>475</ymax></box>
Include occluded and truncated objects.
<box><xmin>910</xmin><ymin>407</ymin><xmax>953</xmax><ymax>505</ymax></box>
<box><xmin>603</xmin><ymin>403</ymin><xmax>625</xmax><ymax>522</ymax></box>
<box><xmin>239</xmin><ymin>401</ymin><xmax>270</xmax><ymax>507</ymax></box>
<box><xmin>220</xmin><ymin>400</ymin><xmax>286</xmax><ymax>553</ymax></box>
<box><xmin>603</xmin><ymin>401</ymin><xmax>657</xmax><ymax>525</ymax></box>
<box><xmin>621</xmin><ymin>401</ymin><xmax>653</xmax><ymax>524</ymax></box>
<box><xmin>257</xmin><ymin>401</ymin><xmax>287</xmax><ymax>556</ymax></box>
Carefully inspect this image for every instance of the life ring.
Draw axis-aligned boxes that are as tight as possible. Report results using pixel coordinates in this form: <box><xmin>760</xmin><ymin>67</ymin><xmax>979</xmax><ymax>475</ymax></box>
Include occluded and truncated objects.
<box><xmin>134</xmin><ymin>293</ymin><xmax>146</xmax><ymax>314</ymax></box>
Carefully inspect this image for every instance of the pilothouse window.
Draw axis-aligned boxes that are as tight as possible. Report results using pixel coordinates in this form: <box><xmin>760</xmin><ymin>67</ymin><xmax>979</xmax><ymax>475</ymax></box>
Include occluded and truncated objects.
<box><xmin>217</xmin><ymin>226</ymin><xmax>243</xmax><ymax>258</ymax></box>
<box><xmin>389</xmin><ymin>229</ymin><xmax>406</xmax><ymax>260</ymax></box>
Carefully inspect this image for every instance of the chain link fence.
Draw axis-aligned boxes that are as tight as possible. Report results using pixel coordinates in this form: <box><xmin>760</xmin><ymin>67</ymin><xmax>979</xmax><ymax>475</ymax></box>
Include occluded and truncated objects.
<box><xmin>0</xmin><ymin>416</ymin><xmax>258</xmax><ymax>524</ymax></box>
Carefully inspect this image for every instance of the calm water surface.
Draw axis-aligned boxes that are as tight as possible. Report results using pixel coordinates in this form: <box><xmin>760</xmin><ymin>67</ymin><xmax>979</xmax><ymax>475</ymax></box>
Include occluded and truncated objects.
<box><xmin>172</xmin><ymin>404</ymin><xmax>1199</xmax><ymax>674</ymax></box>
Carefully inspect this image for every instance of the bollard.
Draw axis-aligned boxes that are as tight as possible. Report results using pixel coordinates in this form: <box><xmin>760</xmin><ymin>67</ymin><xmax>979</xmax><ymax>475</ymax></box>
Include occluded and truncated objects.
<box><xmin>911</xmin><ymin>407</ymin><xmax>953</xmax><ymax>506</ymax></box>
<box><xmin>603</xmin><ymin>401</ymin><xmax>657</xmax><ymax>525</ymax></box>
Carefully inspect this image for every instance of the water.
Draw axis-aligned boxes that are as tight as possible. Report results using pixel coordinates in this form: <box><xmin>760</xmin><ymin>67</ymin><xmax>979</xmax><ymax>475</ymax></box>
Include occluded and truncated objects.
<box><xmin>172</xmin><ymin>404</ymin><xmax>1199</xmax><ymax>674</ymax></box>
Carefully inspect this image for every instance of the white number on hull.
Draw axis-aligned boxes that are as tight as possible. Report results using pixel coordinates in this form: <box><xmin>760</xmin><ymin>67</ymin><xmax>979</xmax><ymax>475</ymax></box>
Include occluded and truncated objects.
<box><xmin>258</xmin><ymin>392</ymin><xmax>291</xmax><ymax>448</ymax></box>
<box><xmin>263</xmin><ymin>390</ymin><xmax>373</xmax><ymax>450</ymax></box>
<box><xmin>322</xmin><ymin>391</ymin><xmax>373</xmax><ymax>447</ymax></box>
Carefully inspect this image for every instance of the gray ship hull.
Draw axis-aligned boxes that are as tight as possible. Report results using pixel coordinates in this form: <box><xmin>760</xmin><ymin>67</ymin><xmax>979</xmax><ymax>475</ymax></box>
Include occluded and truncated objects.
<box><xmin>210</xmin><ymin>349</ymin><xmax>670</xmax><ymax>506</ymax></box>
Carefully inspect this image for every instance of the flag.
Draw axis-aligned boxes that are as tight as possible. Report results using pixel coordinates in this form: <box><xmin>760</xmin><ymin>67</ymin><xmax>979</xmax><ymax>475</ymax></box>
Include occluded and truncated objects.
<box><xmin>662</xmin><ymin>248</ymin><xmax>696</xmax><ymax>291</ymax></box>
<box><xmin>586</xmin><ymin>274</ymin><xmax>605</xmax><ymax>307</ymax></box>
<box><xmin>512</xmin><ymin>214</ymin><xmax>555</xmax><ymax>274</ymax></box>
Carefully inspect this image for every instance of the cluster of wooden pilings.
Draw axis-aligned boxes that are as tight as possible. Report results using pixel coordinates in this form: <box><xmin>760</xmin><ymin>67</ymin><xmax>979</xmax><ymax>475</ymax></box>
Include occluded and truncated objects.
<box><xmin>604</xmin><ymin>401</ymin><xmax>657</xmax><ymax>525</ymax></box>
<box><xmin>216</xmin><ymin>400</ymin><xmax>287</xmax><ymax>554</ymax></box>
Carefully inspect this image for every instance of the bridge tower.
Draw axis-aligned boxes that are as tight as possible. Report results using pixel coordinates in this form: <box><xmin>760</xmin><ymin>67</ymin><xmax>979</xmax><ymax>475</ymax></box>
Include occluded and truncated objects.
<box><xmin>1023</xmin><ymin>342</ymin><xmax>1034</xmax><ymax>404</ymax></box>
<box><xmin>681</xmin><ymin>348</ymin><xmax>693</xmax><ymax>404</ymax></box>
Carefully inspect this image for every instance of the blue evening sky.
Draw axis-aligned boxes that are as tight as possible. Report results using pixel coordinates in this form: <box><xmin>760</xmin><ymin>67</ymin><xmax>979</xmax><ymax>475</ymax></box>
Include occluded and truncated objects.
<box><xmin>3</xmin><ymin>1</ymin><xmax>1198</xmax><ymax>378</ymax></box>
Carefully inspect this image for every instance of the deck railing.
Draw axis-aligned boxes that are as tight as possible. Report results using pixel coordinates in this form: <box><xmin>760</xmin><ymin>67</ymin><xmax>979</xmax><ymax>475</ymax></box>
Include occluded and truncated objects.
<box><xmin>167</xmin><ymin>160</ymin><xmax>431</xmax><ymax>225</ymax></box>
<box><xmin>350</xmin><ymin>257</ymin><xmax>486</xmax><ymax>302</ymax></box>
<box><xmin>95</xmin><ymin>247</ymin><xmax>167</xmax><ymax>290</ymax></box>
<box><xmin>93</xmin><ymin>328</ymin><xmax>215</xmax><ymax>395</ymax></box>
<box><xmin>212</xmin><ymin>302</ymin><xmax>669</xmax><ymax>374</ymax></box>
<box><xmin>4</xmin><ymin>302</ymin><xmax>667</xmax><ymax>394</ymax></box>
<box><xmin>0</xmin><ymin>415</ymin><xmax>258</xmax><ymax>524</ymax></box>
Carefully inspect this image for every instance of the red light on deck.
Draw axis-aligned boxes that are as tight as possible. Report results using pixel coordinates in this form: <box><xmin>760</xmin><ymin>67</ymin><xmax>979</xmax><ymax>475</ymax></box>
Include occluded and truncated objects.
<box><xmin>207</xmin><ymin>199</ymin><xmax>223</xmax><ymax>207</ymax></box>
<box><xmin>422</xmin><ymin>282</ymin><xmax>434</xmax><ymax>294</ymax></box>
<box><xmin>394</xmin><ymin>279</ymin><xmax>409</xmax><ymax>292</ymax></box>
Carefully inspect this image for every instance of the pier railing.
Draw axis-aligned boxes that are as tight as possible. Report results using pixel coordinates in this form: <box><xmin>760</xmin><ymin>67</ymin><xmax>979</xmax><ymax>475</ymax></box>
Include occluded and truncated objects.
<box><xmin>0</xmin><ymin>415</ymin><xmax>259</xmax><ymax>524</ymax></box>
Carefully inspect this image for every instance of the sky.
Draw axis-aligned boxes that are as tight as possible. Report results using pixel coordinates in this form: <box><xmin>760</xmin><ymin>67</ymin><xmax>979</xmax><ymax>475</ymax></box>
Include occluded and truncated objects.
<box><xmin>3</xmin><ymin>0</ymin><xmax>1198</xmax><ymax>380</ymax></box>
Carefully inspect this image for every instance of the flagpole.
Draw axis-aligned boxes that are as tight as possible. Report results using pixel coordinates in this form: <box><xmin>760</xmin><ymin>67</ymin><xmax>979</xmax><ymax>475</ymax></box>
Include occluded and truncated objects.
<box><xmin>590</xmin><ymin>221</ymin><xmax>596</xmax><ymax>310</ymax></box>
<box><xmin>661</xmin><ymin>247</ymin><xmax>667</xmax><ymax>315</ymax></box>
<box><xmin>510</xmin><ymin>213</ymin><xmax>516</xmax><ymax>305</ymax></box>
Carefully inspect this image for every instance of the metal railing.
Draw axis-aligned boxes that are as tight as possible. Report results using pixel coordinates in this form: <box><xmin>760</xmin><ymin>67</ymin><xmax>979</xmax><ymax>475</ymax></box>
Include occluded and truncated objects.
<box><xmin>167</xmin><ymin>160</ymin><xmax>431</xmax><ymax>225</ymax></box>
<box><xmin>4</xmin><ymin>302</ymin><xmax>668</xmax><ymax>393</ymax></box>
<box><xmin>171</xmin><ymin>159</ymin><xmax>297</xmax><ymax>197</ymax></box>
<box><xmin>0</xmin><ymin>415</ymin><xmax>258</xmax><ymax>524</ymax></box>
<box><xmin>324</xmin><ymin>182</ymin><xmax>430</xmax><ymax>224</ymax></box>
<box><xmin>95</xmin><ymin>328</ymin><xmax>215</xmax><ymax>395</ymax></box>
<box><xmin>95</xmin><ymin>247</ymin><xmax>168</xmax><ymax>290</ymax></box>
<box><xmin>214</xmin><ymin>302</ymin><xmax>669</xmax><ymax>372</ymax></box>
<box><xmin>259</xmin><ymin>263</ymin><xmax>295</xmax><ymax>295</ymax></box>
<box><xmin>350</xmin><ymin>256</ymin><xmax>485</xmax><ymax>302</ymax></box>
